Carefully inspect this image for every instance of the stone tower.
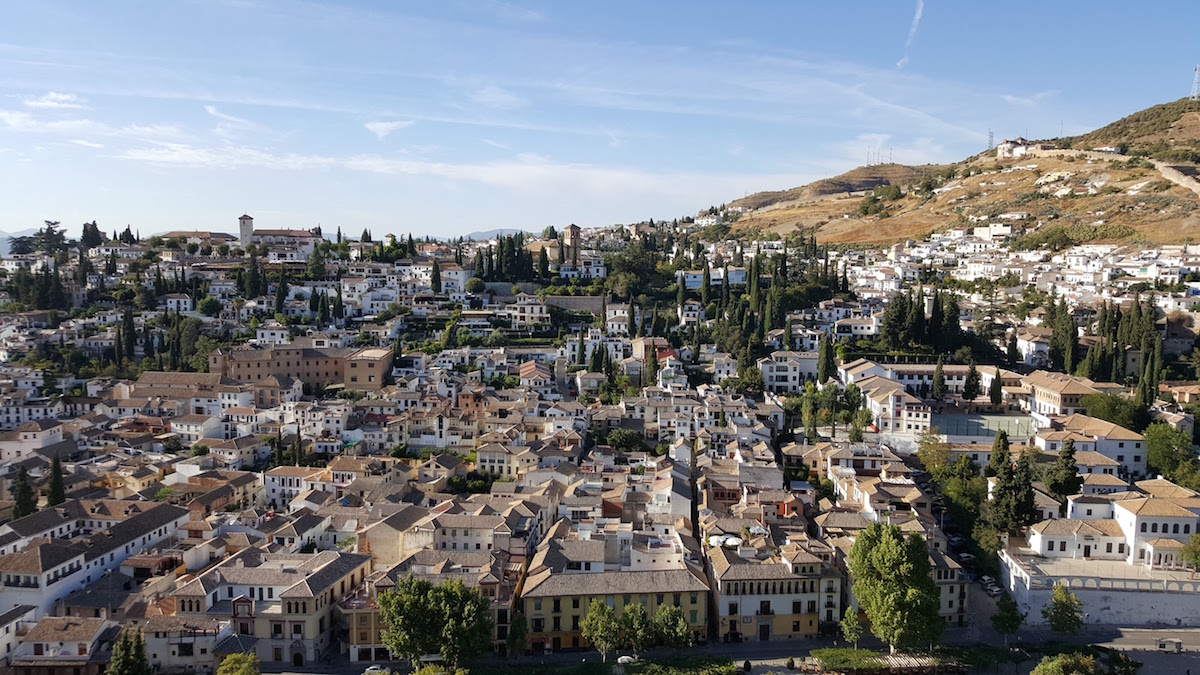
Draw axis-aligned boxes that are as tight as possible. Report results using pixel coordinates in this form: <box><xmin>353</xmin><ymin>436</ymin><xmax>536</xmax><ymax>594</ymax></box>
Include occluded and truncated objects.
<box><xmin>239</xmin><ymin>214</ymin><xmax>254</xmax><ymax>246</ymax></box>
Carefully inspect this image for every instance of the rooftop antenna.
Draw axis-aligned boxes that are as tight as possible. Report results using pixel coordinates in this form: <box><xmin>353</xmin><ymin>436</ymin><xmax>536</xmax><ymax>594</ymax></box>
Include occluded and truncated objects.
<box><xmin>1192</xmin><ymin>65</ymin><xmax>1200</xmax><ymax>101</ymax></box>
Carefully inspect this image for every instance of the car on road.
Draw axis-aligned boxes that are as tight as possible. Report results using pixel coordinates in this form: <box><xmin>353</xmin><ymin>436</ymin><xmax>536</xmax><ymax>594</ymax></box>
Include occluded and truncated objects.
<box><xmin>985</xmin><ymin>585</ymin><xmax>1003</xmax><ymax>597</ymax></box>
<box><xmin>979</xmin><ymin>575</ymin><xmax>996</xmax><ymax>586</ymax></box>
<box><xmin>947</xmin><ymin>535</ymin><xmax>967</xmax><ymax>548</ymax></box>
<box><xmin>958</xmin><ymin>553</ymin><xmax>976</xmax><ymax>564</ymax></box>
<box><xmin>618</xmin><ymin>656</ymin><xmax>639</xmax><ymax>665</ymax></box>
<box><xmin>363</xmin><ymin>667</ymin><xmax>389</xmax><ymax>675</ymax></box>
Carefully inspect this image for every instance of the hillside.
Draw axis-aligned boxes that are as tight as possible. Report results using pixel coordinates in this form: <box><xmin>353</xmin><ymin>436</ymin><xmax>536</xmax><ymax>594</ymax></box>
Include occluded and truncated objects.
<box><xmin>729</xmin><ymin>163</ymin><xmax>947</xmax><ymax>211</ymax></box>
<box><xmin>725</xmin><ymin>99</ymin><xmax>1200</xmax><ymax>246</ymax></box>
<box><xmin>1061</xmin><ymin>97</ymin><xmax>1200</xmax><ymax>162</ymax></box>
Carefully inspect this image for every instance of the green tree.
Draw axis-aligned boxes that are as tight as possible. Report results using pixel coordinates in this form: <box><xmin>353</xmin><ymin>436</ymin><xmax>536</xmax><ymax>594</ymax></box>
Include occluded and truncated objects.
<box><xmin>1144</xmin><ymin>422</ymin><xmax>1193</xmax><ymax>477</ymax></box>
<box><xmin>989</xmin><ymin>367</ymin><xmax>1003</xmax><ymax>405</ymax></box>
<box><xmin>154</xmin><ymin>487</ymin><xmax>175</xmax><ymax>501</ymax></box>
<box><xmin>915</xmin><ymin>427</ymin><xmax>951</xmax><ymax>480</ymax></box>
<box><xmin>840</xmin><ymin>612</ymin><xmax>863</xmax><ymax>649</ymax></box>
<box><xmin>108</xmin><ymin>628</ymin><xmax>152</xmax><ymax>675</ymax></box>
<box><xmin>1046</xmin><ymin>439</ymin><xmax>1084</xmax><ymax>503</ymax></box>
<box><xmin>430</xmin><ymin>261</ymin><xmax>442</xmax><ymax>293</ymax></box>
<box><xmin>618</xmin><ymin>602</ymin><xmax>654</xmax><ymax>656</ymax></box>
<box><xmin>848</xmin><ymin>522</ymin><xmax>943</xmax><ymax>652</ymax></box>
<box><xmin>1030</xmin><ymin>652</ymin><xmax>1099</xmax><ymax>675</ymax></box>
<box><xmin>653</xmin><ymin>604</ymin><xmax>693</xmax><ymax>655</ymax></box>
<box><xmin>1181</xmin><ymin>533</ymin><xmax>1200</xmax><ymax>577</ymax></box>
<box><xmin>466</xmin><ymin>276</ymin><xmax>484</xmax><ymax>294</ymax></box>
<box><xmin>215</xmin><ymin>653</ymin><xmax>261</xmax><ymax>675</ymax></box>
<box><xmin>990</xmin><ymin>451</ymin><xmax>1037</xmax><ymax>532</ymax></box>
<box><xmin>197</xmin><ymin>296</ymin><xmax>222</xmax><ymax>317</ymax></box>
<box><xmin>1042</xmin><ymin>582</ymin><xmax>1084</xmax><ymax>636</ymax></box>
<box><xmin>1079</xmin><ymin>393</ymin><xmax>1150</xmax><ymax>432</ymax></box>
<box><xmin>12</xmin><ymin>466</ymin><xmax>35</xmax><ymax>519</ymax></box>
<box><xmin>817</xmin><ymin>334</ymin><xmax>835</xmax><ymax>383</ymax></box>
<box><xmin>379</xmin><ymin>576</ymin><xmax>492</xmax><ymax>668</ymax></box>
<box><xmin>47</xmin><ymin>451</ymin><xmax>66</xmax><ymax>506</ymax></box>
<box><xmin>931</xmin><ymin>356</ymin><xmax>947</xmax><ymax>400</ymax></box>
<box><xmin>580</xmin><ymin>599</ymin><xmax>619</xmax><ymax>662</ymax></box>
<box><xmin>437</xmin><ymin>579</ymin><xmax>494</xmax><ymax>668</ymax></box>
<box><xmin>506</xmin><ymin>611</ymin><xmax>527</xmax><ymax>658</ymax></box>
<box><xmin>273</xmin><ymin>272</ymin><xmax>288</xmax><ymax>315</ymax></box>
<box><xmin>987</xmin><ymin>430</ymin><xmax>1010</xmax><ymax>478</ymax></box>
<box><xmin>962</xmin><ymin>359</ymin><xmax>981</xmax><ymax>401</ymax></box>
<box><xmin>991</xmin><ymin>594</ymin><xmax>1025</xmax><ymax>646</ymax></box>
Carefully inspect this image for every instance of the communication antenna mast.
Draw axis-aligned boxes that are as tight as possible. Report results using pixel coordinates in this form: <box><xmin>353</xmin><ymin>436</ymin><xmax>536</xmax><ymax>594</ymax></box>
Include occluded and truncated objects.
<box><xmin>987</xmin><ymin>129</ymin><xmax>994</xmax><ymax>150</ymax></box>
<box><xmin>1192</xmin><ymin>65</ymin><xmax>1200</xmax><ymax>101</ymax></box>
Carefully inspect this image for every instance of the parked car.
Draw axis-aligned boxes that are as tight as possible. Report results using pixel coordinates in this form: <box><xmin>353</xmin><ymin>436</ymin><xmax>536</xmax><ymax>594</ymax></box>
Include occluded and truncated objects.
<box><xmin>363</xmin><ymin>667</ymin><xmax>389</xmax><ymax>675</ymax></box>
<box><xmin>947</xmin><ymin>535</ymin><xmax>967</xmax><ymax>548</ymax></box>
<box><xmin>958</xmin><ymin>553</ymin><xmax>976</xmax><ymax>564</ymax></box>
<box><xmin>979</xmin><ymin>575</ymin><xmax>996</xmax><ymax>586</ymax></box>
<box><xmin>985</xmin><ymin>585</ymin><xmax>1003</xmax><ymax>598</ymax></box>
<box><xmin>618</xmin><ymin>656</ymin><xmax>639</xmax><ymax>665</ymax></box>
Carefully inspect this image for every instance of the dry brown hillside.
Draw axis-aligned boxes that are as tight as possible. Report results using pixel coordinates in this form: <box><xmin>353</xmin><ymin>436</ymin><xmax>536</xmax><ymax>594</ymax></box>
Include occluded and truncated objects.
<box><xmin>729</xmin><ymin>152</ymin><xmax>1200</xmax><ymax>245</ymax></box>
<box><xmin>726</xmin><ymin>100</ymin><xmax>1200</xmax><ymax>246</ymax></box>
<box><xmin>729</xmin><ymin>163</ymin><xmax>946</xmax><ymax>211</ymax></box>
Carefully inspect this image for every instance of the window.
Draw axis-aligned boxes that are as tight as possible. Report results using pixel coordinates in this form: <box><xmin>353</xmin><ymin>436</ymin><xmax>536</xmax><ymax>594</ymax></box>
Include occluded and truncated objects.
<box><xmin>1059</xmin><ymin>541</ymin><xmax>1067</xmax><ymax>551</ymax></box>
<box><xmin>728</xmin><ymin>602</ymin><xmax>738</xmax><ymax>615</ymax></box>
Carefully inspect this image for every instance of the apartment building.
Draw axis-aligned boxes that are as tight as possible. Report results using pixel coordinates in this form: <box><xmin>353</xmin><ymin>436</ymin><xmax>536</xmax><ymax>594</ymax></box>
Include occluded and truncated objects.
<box><xmin>172</xmin><ymin>548</ymin><xmax>372</xmax><ymax>668</ymax></box>
<box><xmin>708</xmin><ymin>541</ymin><xmax>842</xmax><ymax>641</ymax></box>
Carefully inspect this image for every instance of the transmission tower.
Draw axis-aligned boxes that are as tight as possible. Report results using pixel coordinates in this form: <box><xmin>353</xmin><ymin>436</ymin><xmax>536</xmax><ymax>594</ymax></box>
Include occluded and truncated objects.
<box><xmin>1192</xmin><ymin>65</ymin><xmax>1200</xmax><ymax>101</ymax></box>
<box><xmin>987</xmin><ymin>129</ymin><xmax>994</xmax><ymax>150</ymax></box>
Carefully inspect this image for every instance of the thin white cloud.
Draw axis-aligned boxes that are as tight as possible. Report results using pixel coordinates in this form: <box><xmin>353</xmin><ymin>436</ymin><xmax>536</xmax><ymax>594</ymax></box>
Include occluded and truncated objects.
<box><xmin>481</xmin><ymin>138</ymin><xmax>510</xmax><ymax>150</ymax></box>
<box><xmin>204</xmin><ymin>105</ymin><xmax>250</xmax><ymax>125</ymax></box>
<box><xmin>469</xmin><ymin>84</ymin><xmax>526</xmax><ymax>109</ymax></box>
<box><xmin>23</xmin><ymin>91</ymin><xmax>87</xmax><ymax>109</ymax></box>
<box><xmin>364</xmin><ymin>120</ymin><xmax>414</xmax><ymax>140</ymax></box>
<box><xmin>896</xmin><ymin>0</ymin><xmax>924</xmax><ymax>69</ymax></box>
<box><xmin>1002</xmin><ymin>90</ymin><xmax>1060</xmax><ymax>106</ymax></box>
<box><xmin>203</xmin><ymin>104</ymin><xmax>265</xmax><ymax>139</ymax></box>
<box><xmin>69</xmin><ymin>139</ymin><xmax>104</xmax><ymax>148</ymax></box>
<box><xmin>114</xmin><ymin>140</ymin><xmax>815</xmax><ymax>204</ymax></box>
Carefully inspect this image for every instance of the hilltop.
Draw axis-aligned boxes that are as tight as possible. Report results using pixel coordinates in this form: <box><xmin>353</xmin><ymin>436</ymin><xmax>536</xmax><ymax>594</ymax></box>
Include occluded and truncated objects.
<box><xmin>1060</xmin><ymin>97</ymin><xmax>1200</xmax><ymax>162</ymax></box>
<box><xmin>725</xmin><ymin>99</ymin><xmax>1200</xmax><ymax>246</ymax></box>
<box><xmin>729</xmin><ymin>163</ymin><xmax>947</xmax><ymax>211</ymax></box>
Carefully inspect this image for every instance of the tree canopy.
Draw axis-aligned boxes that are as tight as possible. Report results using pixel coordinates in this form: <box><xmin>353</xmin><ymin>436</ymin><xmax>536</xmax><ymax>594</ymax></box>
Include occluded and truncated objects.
<box><xmin>378</xmin><ymin>576</ymin><xmax>493</xmax><ymax>668</ymax></box>
<box><xmin>848</xmin><ymin>522</ymin><xmax>943</xmax><ymax>651</ymax></box>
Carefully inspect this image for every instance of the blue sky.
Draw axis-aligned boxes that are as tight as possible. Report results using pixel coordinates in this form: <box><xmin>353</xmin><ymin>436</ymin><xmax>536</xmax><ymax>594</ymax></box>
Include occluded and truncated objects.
<box><xmin>1</xmin><ymin>1</ymin><xmax>1197</xmax><ymax>239</ymax></box>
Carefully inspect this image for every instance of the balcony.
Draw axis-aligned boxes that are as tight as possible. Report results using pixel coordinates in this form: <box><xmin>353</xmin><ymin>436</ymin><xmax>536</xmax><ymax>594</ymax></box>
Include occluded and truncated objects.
<box><xmin>3</xmin><ymin>579</ymin><xmax>38</xmax><ymax>589</ymax></box>
<box><xmin>824</xmin><ymin>602</ymin><xmax>836</xmax><ymax>609</ymax></box>
<box><xmin>755</xmin><ymin>609</ymin><xmax>775</xmax><ymax>616</ymax></box>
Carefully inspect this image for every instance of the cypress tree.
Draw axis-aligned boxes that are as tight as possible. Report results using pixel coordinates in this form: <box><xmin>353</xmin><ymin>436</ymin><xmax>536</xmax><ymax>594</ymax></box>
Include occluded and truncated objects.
<box><xmin>274</xmin><ymin>270</ymin><xmax>288</xmax><ymax>315</ymax></box>
<box><xmin>931</xmin><ymin>356</ymin><xmax>947</xmax><ymax>401</ymax></box>
<box><xmin>48</xmin><ymin>452</ymin><xmax>65</xmax><ymax>506</ymax></box>
<box><xmin>430</xmin><ymin>261</ymin><xmax>442</xmax><ymax>293</ymax></box>
<box><xmin>12</xmin><ymin>467</ymin><xmax>35</xmax><ymax>519</ymax></box>
<box><xmin>700</xmin><ymin>264</ymin><xmax>711</xmax><ymax>308</ymax></box>
<box><xmin>817</xmin><ymin>334</ymin><xmax>835</xmax><ymax>383</ymax></box>
<box><xmin>989</xmin><ymin>367</ymin><xmax>1003</xmax><ymax>406</ymax></box>
<box><xmin>987</xmin><ymin>430</ymin><xmax>1010</xmax><ymax>478</ymax></box>
<box><xmin>962</xmin><ymin>359</ymin><xmax>981</xmax><ymax>402</ymax></box>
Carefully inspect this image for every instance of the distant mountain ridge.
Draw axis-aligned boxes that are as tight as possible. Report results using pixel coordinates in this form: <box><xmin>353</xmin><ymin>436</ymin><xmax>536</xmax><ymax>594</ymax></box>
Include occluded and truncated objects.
<box><xmin>462</xmin><ymin>228</ymin><xmax>533</xmax><ymax>240</ymax></box>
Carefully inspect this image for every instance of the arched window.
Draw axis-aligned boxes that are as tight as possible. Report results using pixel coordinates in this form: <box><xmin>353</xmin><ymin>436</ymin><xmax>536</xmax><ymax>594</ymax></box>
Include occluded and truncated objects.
<box><xmin>1141</xmin><ymin>523</ymin><xmax>1148</xmax><ymax>532</ymax></box>
<box><xmin>1174</xmin><ymin>524</ymin><xmax>1180</xmax><ymax>534</ymax></box>
<box><xmin>1152</xmin><ymin>523</ymin><xmax>1158</xmax><ymax>533</ymax></box>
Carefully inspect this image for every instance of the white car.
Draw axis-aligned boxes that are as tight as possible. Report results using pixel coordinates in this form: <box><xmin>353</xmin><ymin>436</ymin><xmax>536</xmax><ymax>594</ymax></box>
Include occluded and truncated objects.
<box><xmin>363</xmin><ymin>667</ymin><xmax>389</xmax><ymax>675</ymax></box>
<box><xmin>617</xmin><ymin>656</ymin><xmax>639</xmax><ymax>665</ymax></box>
